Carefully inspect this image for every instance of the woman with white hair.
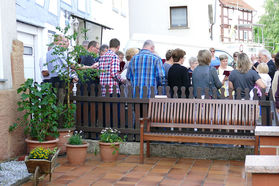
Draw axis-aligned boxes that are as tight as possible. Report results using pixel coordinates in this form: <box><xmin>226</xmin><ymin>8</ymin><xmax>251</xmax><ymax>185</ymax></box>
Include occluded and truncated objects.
<box><xmin>188</xmin><ymin>57</ymin><xmax>198</xmax><ymax>73</ymax></box>
<box><xmin>229</xmin><ymin>53</ymin><xmax>266</xmax><ymax>98</ymax></box>
<box><xmin>253</xmin><ymin>48</ymin><xmax>276</xmax><ymax>80</ymax></box>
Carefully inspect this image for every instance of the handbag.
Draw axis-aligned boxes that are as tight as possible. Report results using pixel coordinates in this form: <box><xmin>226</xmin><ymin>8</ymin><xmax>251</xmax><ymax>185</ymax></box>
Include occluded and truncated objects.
<box><xmin>209</xmin><ymin>66</ymin><xmax>221</xmax><ymax>99</ymax></box>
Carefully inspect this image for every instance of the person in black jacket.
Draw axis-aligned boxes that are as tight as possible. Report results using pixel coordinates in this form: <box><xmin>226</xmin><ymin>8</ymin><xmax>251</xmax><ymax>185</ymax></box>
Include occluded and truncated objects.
<box><xmin>253</xmin><ymin>49</ymin><xmax>276</xmax><ymax>81</ymax></box>
<box><xmin>168</xmin><ymin>48</ymin><xmax>190</xmax><ymax>98</ymax></box>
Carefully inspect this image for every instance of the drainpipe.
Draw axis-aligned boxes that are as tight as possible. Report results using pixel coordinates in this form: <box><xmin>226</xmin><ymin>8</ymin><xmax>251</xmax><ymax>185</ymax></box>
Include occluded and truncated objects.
<box><xmin>210</xmin><ymin>0</ymin><xmax>217</xmax><ymax>40</ymax></box>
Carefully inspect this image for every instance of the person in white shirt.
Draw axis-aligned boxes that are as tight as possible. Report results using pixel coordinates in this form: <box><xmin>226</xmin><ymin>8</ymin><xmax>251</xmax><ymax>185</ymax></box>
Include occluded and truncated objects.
<box><xmin>217</xmin><ymin>54</ymin><xmax>234</xmax><ymax>97</ymax></box>
<box><xmin>257</xmin><ymin>63</ymin><xmax>272</xmax><ymax>96</ymax></box>
<box><xmin>39</xmin><ymin>46</ymin><xmax>52</xmax><ymax>83</ymax></box>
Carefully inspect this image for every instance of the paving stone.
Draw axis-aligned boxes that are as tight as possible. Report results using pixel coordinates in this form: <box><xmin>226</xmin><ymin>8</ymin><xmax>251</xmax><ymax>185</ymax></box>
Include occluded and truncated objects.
<box><xmin>159</xmin><ymin>178</ymin><xmax>183</xmax><ymax>185</ymax></box>
<box><xmin>21</xmin><ymin>154</ymin><xmax>249</xmax><ymax>186</ymax></box>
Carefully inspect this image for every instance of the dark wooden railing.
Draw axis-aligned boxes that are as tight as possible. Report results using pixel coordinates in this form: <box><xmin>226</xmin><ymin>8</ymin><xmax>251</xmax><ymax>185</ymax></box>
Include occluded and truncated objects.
<box><xmin>69</xmin><ymin>84</ymin><xmax>274</xmax><ymax>141</ymax></box>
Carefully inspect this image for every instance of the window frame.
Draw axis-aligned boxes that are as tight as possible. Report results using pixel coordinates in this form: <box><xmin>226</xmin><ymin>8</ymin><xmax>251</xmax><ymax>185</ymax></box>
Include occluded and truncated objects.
<box><xmin>244</xmin><ymin>30</ymin><xmax>248</xmax><ymax>41</ymax></box>
<box><xmin>48</xmin><ymin>0</ymin><xmax>58</xmax><ymax>16</ymax></box>
<box><xmin>95</xmin><ymin>0</ymin><xmax>103</xmax><ymax>4</ymax></box>
<box><xmin>35</xmin><ymin>0</ymin><xmax>45</xmax><ymax>7</ymax></box>
<box><xmin>62</xmin><ymin>0</ymin><xmax>72</xmax><ymax>5</ymax></box>
<box><xmin>112</xmin><ymin>0</ymin><xmax>120</xmax><ymax>13</ymax></box>
<box><xmin>169</xmin><ymin>6</ymin><xmax>189</xmax><ymax>29</ymax></box>
<box><xmin>78</xmin><ymin>0</ymin><xmax>87</xmax><ymax>13</ymax></box>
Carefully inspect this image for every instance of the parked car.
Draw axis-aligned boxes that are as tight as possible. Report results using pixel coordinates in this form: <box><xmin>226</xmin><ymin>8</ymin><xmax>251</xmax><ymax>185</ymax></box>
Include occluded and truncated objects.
<box><xmin>215</xmin><ymin>49</ymin><xmax>234</xmax><ymax>66</ymax></box>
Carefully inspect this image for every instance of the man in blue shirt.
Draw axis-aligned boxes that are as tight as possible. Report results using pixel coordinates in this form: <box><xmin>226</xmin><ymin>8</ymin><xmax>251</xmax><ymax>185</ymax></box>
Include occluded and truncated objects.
<box><xmin>126</xmin><ymin>40</ymin><xmax>165</xmax><ymax>98</ymax></box>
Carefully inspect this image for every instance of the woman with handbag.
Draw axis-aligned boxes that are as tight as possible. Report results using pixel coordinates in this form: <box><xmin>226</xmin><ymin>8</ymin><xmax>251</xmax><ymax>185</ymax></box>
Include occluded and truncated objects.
<box><xmin>192</xmin><ymin>50</ymin><xmax>224</xmax><ymax>98</ymax></box>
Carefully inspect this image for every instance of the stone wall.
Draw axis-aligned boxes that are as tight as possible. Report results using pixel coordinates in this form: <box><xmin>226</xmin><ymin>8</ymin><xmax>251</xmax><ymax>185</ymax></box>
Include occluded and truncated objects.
<box><xmin>0</xmin><ymin>40</ymin><xmax>25</xmax><ymax>160</ymax></box>
<box><xmin>86</xmin><ymin>140</ymin><xmax>253</xmax><ymax>160</ymax></box>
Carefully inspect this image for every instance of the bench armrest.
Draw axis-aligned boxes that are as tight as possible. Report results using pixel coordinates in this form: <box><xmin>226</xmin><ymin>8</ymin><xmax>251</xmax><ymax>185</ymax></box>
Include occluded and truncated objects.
<box><xmin>139</xmin><ymin>117</ymin><xmax>150</xmax><ymax>122</ymax></box>
<box><xmin>139</xmin><ymin>117</ymin><xmax>151</xmax><ymax>132</ymax></box>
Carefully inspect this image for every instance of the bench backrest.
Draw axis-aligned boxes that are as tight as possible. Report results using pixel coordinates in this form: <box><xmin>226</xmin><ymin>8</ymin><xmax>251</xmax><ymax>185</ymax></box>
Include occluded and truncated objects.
<box><xmin>148</xmin><ymin>98</ymin><xmax>259</xmax><ymax>130</ymax></box>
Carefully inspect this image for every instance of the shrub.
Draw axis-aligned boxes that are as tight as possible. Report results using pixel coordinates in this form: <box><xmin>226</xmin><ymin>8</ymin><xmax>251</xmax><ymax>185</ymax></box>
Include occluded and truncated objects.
<box><xmin>9</xmin><ymin>79</ymin><xmax>62</xmax><ymax>141</ymax></box>
<box><xmin>29</xmin><ymin>147</ymin><xmax>57</xmax><ymax>160</ymax></box>
<box><xmin>68</xmin><ymin>131</ymin><xmax>83</xmax><ymax>145</ymax></box>
<box><xmin>100</xmin><ymin>128</ymin><xmax>125</xmax><ymax>143</ymax></box>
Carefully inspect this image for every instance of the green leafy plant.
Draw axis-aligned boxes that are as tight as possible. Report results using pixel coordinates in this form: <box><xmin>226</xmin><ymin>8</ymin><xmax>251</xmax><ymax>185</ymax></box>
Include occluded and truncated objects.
<box><xmin>100</xmin><ymin>128</ymin><xmax>126</xmax><ymax>155</ymax></box>
<box><xmin>48</xmin><ymin>25</ymin><xmax>99</xmax><ymax>129</ymax></box>
<box><xmin>100</xmin><ymin>128</ymin><xmax>125</xmax><ymax>143</ymax></box>
<box><xmin>29</xmin><ymin>147</ymin><xmax>58</xmax><ymax>160</ymax></box>
<box><xmin>68</xmin><ymin>131</ymin><xmax>83</xmax><ymax>145</ymax></box>
<box><xmin>9</xmin><ymin>79</ymin><xmax>62</xmax><ymax>141</ymax></box>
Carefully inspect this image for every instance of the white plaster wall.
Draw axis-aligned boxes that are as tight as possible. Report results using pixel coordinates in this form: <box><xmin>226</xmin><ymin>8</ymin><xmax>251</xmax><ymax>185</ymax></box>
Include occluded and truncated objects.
<box><xmin>127</xmin><ymin>0</ymin><xmax>223</xmax><ymax>61</ymax></box>
<box><xmin>129</xmin><ymin>0</ymin><xmax>217</xmax><ymax>42</ymax></box>
<box><xmin>89</xmin><ymin>0</ymin><xmax>130</xmax><ymax>52</ymax></box>
<box><xmin>0</xmin><ymin>0</ymin><xmax>17</xmax><ymax>90</ymax></box>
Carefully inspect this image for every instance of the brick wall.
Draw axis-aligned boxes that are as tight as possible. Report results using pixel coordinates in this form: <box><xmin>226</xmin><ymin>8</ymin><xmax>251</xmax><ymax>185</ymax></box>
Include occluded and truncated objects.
<box><xmin>0</xmin><ymin>40</ymin><xmax>25</xmax><ymax>160</ymax></box>
<box><xmin>255</xmin><ymin>126</ymin><xmax>279</xmax><ymax>155</ymax></box>
<box><xmin>260</xmin><ymin>136</ymin><xmax>279</xmax><ymax>155</ymax></box>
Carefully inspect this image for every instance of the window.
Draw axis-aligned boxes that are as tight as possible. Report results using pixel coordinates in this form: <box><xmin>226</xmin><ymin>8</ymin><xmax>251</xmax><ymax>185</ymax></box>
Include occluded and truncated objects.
<box><xmin>35</xmin><ymin>0</ymin><xmax>44</xmax><ymax>7</ymax></box>
<box><xmin>78</xmin><ymin>0</ymin><xmax>86</xmax><ymax>12</ymax></box>
<box><xmin>23</xmin><ymin>46</ymin><xmax>33</xmax><ymax>56</ymax></box>
<box><xmin>95</xmin><ymin>0</ymin><xmax>103</xmax><ymax>3</ymax></box>
<box><xmin>248</xmin><ymin>13</ymin><xmax>251</xmax><ymax>21</ymax></box>
<box><xmin>121</xmin><ymin>0</ymin><xmax>127</xmax><ymax>17</ymax></box>
<box><xmin>170</xmin><ymin>6</ymin><xmax>188</xmax><ymax>28</ymax></box>
<box><xmin>48</xmin><ymin>0</ymin><xmax>58</xmax><ymax>15</ymax></box>
<box><xmin>112</xmin><ymin>0</ymin><xmax>120</xmax><ymax>13</ymax></box>
<box><xmin>48</xmin><ymin>30</ymin><xmax>55</xmax><ymax>45</ymax></box>
<box><xmin>244</xmin><ymin>31</ymin><xmax>248</xmax><ymax>41</ymax></box>
<box><xmin>62</xmin><ymin>0</ymin><xmax>71</xmax><ymax>5</ymax></box>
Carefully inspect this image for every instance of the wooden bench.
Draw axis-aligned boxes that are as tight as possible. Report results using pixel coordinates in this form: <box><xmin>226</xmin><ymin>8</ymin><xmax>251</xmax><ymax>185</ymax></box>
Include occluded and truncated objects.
<box><xmin>140</xmin><ymin>98</ymin><xmax>260</xmax><ymax>163</ymax></box>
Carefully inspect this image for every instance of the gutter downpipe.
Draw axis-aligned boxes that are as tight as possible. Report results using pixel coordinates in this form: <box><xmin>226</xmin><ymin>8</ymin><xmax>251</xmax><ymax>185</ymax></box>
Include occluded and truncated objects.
<box><xmin>210</xmin><ymin>0</ymin><xmax>217</xmax><ymax>40</ymax></box>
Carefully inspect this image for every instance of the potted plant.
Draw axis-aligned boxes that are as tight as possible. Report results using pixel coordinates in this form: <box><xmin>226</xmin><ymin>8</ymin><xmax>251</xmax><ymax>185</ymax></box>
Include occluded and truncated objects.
<box><xmin>9</xmin><ymin>79</ymin><xmax>62</xmax><ymax>152</ymax></box>
<box><xmin>25</xmin><ymin>147</ymin><xmax>60</xmax><ymax>185</ymax></box>
<box><xmin>99</xmin><ymin>128</ymin><xmax>126</xmax><ymax>162</ymax></box>
<box><xmin>49</xmin><ymin>26</ymin><xmax>98</xmax><ymax>154</ymax></box>
<box><xmin>65</xmin><ymin>131</ymin><xmax>88</xmax><ymax>165</ymax></box>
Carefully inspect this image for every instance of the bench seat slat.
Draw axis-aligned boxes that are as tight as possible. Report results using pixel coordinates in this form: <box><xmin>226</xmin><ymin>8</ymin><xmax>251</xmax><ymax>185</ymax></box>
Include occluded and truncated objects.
<box><xmin>150</xmin><ymin>123</ymin><xmax>255</xmax><ymax>131</ymax></box>
<box><xmin>143</xmin><ymin>133</ymin><xmax>255</xmax><ymax>146</ymax></box>
<box><xmin>145</xmin><ymin>132</ymin><xmax>255</xmax><ymax>139</ymax></box>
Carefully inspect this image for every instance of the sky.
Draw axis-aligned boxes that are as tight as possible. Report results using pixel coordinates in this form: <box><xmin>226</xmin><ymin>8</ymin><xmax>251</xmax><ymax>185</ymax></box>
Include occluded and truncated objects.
<box><xmin>245</xmin><ymin>0</ymin><xmax>266</xmax><ymax>22</ymax></box>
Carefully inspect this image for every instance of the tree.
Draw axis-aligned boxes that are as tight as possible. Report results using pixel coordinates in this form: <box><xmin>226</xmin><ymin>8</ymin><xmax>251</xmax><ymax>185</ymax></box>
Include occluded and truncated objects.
<box><xmin>49</xmin><ymin>25</ymin><xmax>98</xmax><ymax>129</ymax></box>
<box><xmin>258</xmin><ymin>0</ymin><xmax>279</xmax><ymax>53</ymax></box>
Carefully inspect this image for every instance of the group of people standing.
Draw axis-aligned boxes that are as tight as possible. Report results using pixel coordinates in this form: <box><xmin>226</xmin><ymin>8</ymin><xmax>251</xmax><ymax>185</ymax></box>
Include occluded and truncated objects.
<box><xmin>162</xmin><ymin>47</ymin><xmax>276</xmax><ymax>100</ymax></box>
<box><xmin>41</xmin><ymin>36</ymin><xmax>279</xmax><ymax>104</ymax></box>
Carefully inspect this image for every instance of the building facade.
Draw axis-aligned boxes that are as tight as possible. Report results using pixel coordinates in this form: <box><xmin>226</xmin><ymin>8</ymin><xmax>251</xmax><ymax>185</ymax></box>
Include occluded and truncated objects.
<box><xmin>16</xmin><ymin>0</ymin><xmax>129</xmax><ymax>83</ymax></box>
<box><xmin>219</xmin><ymin>0</ymin><xmax>254</xmax><ymax>43</ymax></box>
<box><xmin>127</xmin><ymin>0</ymin><xmax>259</xmax><ymax>62</ymax></box>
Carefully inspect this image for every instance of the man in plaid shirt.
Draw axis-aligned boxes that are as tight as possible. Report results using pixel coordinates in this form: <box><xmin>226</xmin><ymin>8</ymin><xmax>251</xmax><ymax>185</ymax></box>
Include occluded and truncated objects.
<box><xmin>99</xmin><ymin>38</ymin><xmax>124</xmax><ymax>96</ymax></box>
<box><xmin>126</xmin><ymin>40</ymin><xmax>166</xmax><ymax>98</ymax></box>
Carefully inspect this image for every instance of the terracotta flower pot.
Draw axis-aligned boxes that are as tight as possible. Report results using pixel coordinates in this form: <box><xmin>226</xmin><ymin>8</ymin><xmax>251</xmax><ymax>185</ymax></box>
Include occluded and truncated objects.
<box><xmin>25</xmin><ymin>138</ymin><xmax>59</xmax><ymax>153</ymax></box>
<box><xmin>58</xmin><ymin>128</ymin><xmax>74</xmax><ymax>155</ymax></box>
<box><xmin>66</xmin><ymin>142</ymin><xmax>88</xmax><ymax>165</ymax></box>
<box><xmin>99</xmin><ymin>142</ymin><xmax>120</xmax><ymax>163</ymax></box>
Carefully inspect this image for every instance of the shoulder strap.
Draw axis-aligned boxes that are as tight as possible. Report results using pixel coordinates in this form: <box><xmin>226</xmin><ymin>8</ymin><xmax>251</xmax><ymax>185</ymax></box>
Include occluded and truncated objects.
<box><xmin>208</xmin><ymin>66</ymin><xmax>214</xmax><ymax>87</ymax></box>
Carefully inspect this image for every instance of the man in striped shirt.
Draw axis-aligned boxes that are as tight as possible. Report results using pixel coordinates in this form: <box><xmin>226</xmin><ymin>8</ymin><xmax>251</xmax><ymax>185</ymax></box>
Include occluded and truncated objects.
<box><xmin>126</xmin><ymin>40</ymin><xmax>166</xmax><ymax>98</ymax></box>
<box><xmin>99</xmin><ymin>38</ymin><xmax>124</xmax><ymax>96</ymax></box>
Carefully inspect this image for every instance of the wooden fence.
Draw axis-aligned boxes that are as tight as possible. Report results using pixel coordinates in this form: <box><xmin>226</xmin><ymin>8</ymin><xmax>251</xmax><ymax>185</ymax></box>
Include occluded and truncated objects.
<box><xmin>70</xmin><ymin>84</ymin><xmax>274</xmax><ymax>142</ymax></box>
